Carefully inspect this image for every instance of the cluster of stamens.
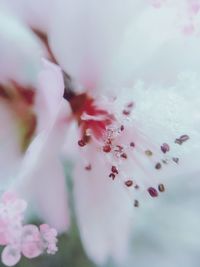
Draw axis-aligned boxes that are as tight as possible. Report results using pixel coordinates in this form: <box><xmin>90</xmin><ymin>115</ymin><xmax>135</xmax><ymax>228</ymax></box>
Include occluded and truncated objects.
<box><xmin>74</xmin><ymin>94</ymin><xmax>190</xmax><ymax>208</ymax></box>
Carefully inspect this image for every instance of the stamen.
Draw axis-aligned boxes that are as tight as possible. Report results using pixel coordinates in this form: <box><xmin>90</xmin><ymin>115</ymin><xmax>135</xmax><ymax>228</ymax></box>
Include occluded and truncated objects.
<box><xmin>78</xmin><ymin>140</ymin><xmax>86</xmax><ymax>147</ymax></box>
<box><xmin>161</xmin><ymin>143</ymin><xmax>170</xmax><ymax>153</ymax></box>
<box><xmin>122</xmin><ymin>110</ymin><xmax>130</xmax><ymax>116</ymax></box>
<box><xmin>148</xmin><ymin>187</ymin><xmax>158</xmax><ymax>197</ymax></box>
<box><xmin>175</xmin><ymin>134</ymin><xmax>190</xmax><ymax>145</ymax></box>
<box><xmin>120</xmin><ymin>125</ymin><xmax>125</xmax><ymax>131</ymax></box>
<box><xmin>127</xmin><ymin>102</ymin><xmax>134</xmax><ymax>108</ymax></box>
<box><xmin>85</xmin><ymin>164</ymin><xmax>92</xmax><ymax>171</ymax></box>
<box><xmin>155</xmin><ymin>162</ymin><xmax>162</xmax><ymax>170</ymax></box>
<box><xmin>125</xmin><ymin>180</ymin><xmax>133</xmax><ymax>187</ymax></box>
<box><xmin>109</xmin><ymin>173</ymin><xmax>115</xmax><ymax>180</ymax></box>
<box><xmin>134</xmin><ymin>200</ymin><xmax>139</xmax><ymax>207</ymax></box>
<box><xmin>130</xmin><ymin>142</ymin><xmax>135</xmax><ymax>147</ymax></box>
<box><xmin>135</xmin><ymin>185</ymin><xmax>140</xmax><ymax>190</ymax></box>
<box><xmin>103</xmin><ymin>145</ymin><xmax>112</xmax><ymax>153</ymax></box>
<box><xmin>145</xmin><ymin>150</ymin><xmax>153</xmax><ymax>156</ymax></box>
<box><xmin>158</xmin><ymin>184</ymin><xmax>165</xmax><ymax>192</ymax></box>
<box><xmin>172</xmin><ymin>157</ymin><xmax>179</xmax><ymax>164</ymax></box>
<box><xmin>111</xmin><ymin>166</ymin><xmax>118</xmax><ymax>174</ymax></box>
<box><xmin>121</xmin><ymin>153</ymin><xmax>128</xmax><ymax>159</ymax></box>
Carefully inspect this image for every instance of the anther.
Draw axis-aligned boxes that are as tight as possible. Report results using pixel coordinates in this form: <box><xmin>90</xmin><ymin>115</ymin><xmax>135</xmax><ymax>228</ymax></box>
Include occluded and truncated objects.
<box><xmin>85</xmin><ymin>164</ymin><xmax>92</xmax><ymax>171</ymax></box>
<box><xmin>145</xmin><ymin>150</ymin><xmax>153</xmax><ymax>156</ymax></box>
<box><xmin>148</xmin><ymin>187</ymin><xmax>158</xmax><ymax>197</ymax></box>
<box><xmin>127</xmin><ymin>102</ymin><xmax>134</xmax><ymax>108</ymax></box>
<box><xmin>125</xmin><ymin>180</ymin><xmax>133</xmax><ymax>187</ymax></box>
<box><xmin>122</xmin><ymin>110</ymin><xmax>130</xmax><ymax>116</ymax></box>
<box><xmin>135</xmin><ymin>185</ymin><xmax>139</xmax><ymax>190</ymax></box>
<box><xmin>134</xmin><ymin>200</ymin><xmax>139</xmax><ymax>207</ymax></box>
<box><xmin>121</xmin><ymin>153</ymin><xmax>128</xmax><ymax>159</ymax></box>
<box><xmin>161</xmin><ymin>143</ymin><xmax>170</xmax><ymax>153</ymax></box>
<box><xmin>130</xmin><ymin>142</ymin><xmax>135</xmax><ymax>147</ymax></box>
<box><xmin>158</xmin><ymin>184</ymin><xmax>165</xmax><ymax>192</ymax></box>
<box><xmin>103</xmin><ymin>145</ymin><xmax>111</xmax><ymax>153</ymax></box>
<box><xmin>111</xmin><ymin>166</ymin><xmax>118</xmax><ymax>174</ymax></box>
<box><xmin>109</xmin><ymin>173</ymin><xmax>115</xmax><ymax>180</ymax></box>
<box><xmin>175</xmin><ymin>134</ymin><xmax>190</xmax><ymax>145</ymax></box>
<box><xmin>172</xmin><ymin>157</ymin><xmax>179</xmax><ymax>164</ymax></box>
<box><xmin>78</xmin><ymin>140</ymin><xmax>86</xmax><ymax>147</ymax></box>
<box><xmin>155</xmin><ymin>162</ymin><xmax>162</xmax><ymax>170</ymax></box>
<box><xmin>120</xmin><ymin>125</ymin><xmax>124</xmax><ymax>131</ymax></box>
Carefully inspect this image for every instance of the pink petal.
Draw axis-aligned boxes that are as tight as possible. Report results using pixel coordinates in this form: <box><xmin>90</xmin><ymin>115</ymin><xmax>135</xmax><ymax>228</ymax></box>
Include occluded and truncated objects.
<box><xmin>73</xmin><ymin>146</ymin><xmax>133</xmax><ymax>265</ymax></box>
<box><xmin>36</xmin><ymin>59</ymin><xmax>65</xmax><ymax>132</ymax></box>
<box><xmin>1</xmin><ymin>245</ymin><xmax>21</xmax><ymax>267</ymax></box>
<box><xmin>21</xmin><ymin>225</ymin><xmax>43</xmax><ymax>258</ymax></box>
<box><xmin>15</xmin><ymin>100</ymin><xmax>71</xmax><ymax>233</ymax></box>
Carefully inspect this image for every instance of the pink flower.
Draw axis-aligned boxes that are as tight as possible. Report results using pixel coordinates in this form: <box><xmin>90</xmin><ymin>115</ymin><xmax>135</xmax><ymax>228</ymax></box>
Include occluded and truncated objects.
<box><xmin>0</xmin><ymin>8</ymin><xmax>70</xmax><ymax>238</ymax></box>
<box><xmin>1</xmin><ymin>1</ymin><xmax>200</xmax><ymax>266</ymax></box>
<box><xmin>0</xmin><ymin>192</ymin><xmax>58</xmax><ymax>266</ymax></box>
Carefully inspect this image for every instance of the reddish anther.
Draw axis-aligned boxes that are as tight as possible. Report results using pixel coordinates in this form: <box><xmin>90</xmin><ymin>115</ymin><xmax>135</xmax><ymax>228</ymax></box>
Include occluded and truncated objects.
<box><xmin>161</xmin><ymin>143</ymin><xmax>170</xmax><ymax>153</ymax></box>
<box><xmin>130</xmin><ymin>142</ymin><xmax>135</xmax><ymax>147</ymax></box>
<box><xmin>155</xmin><ymin>162</ymin><xmax>162</xmax><ymax>170</ymax></box>
<box><xmin>125</xmin><ymin>180</ymin><xmax>133</xmax><ymax>187</ymax></box>
<box><xmin>122</xmin><ymin>110</ymin><xmax>130</xmax><ymax>116</ymax></box>
<box><xmin>121</xmin><ymin>153</ymin><xmax>127</xmax><ymax>159</ymax></box>
<box><xmin>103</xmin><ymin>145</ymin><xmax>111</xmax><ymax>153</ymax></box>
<box><xmin>78</xmin><ymin>140</ymin><xmax>86</xmax><ymax>147</ymax></box>
<box><xmin>85</xmin><ymin>164</ymin><xmax>92</xmax><ymax>171</ymax></box>
<box><xmin>109</xmin><ymin>173</ymin><xmax>115</xmax><ymax>180</ymax></box>
<box><xmin>148</xmin><ymin>187</ymin><xmax>158</xmax><ymax>197</ymax></box>
<box><xmin>111</xmin><ymin>166</ymin><xmax>118</xmax><ymax>174</ymax></box>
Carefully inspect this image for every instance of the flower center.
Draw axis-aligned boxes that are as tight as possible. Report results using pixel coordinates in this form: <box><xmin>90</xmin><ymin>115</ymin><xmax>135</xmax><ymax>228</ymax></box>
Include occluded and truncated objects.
<box><xmin>67</xmin><ymin>92</ymin><xmax>190</xmax><ymax>208</ymax></box>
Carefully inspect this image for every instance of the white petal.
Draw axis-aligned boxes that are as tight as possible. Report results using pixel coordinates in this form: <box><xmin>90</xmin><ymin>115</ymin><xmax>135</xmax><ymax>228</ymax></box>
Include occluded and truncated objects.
<box><xmin>0</xmin><ymin>0</ymin><xmax>55</xmax><ymax>32</ymax></box>
<box><xmin>0</xmin><ymin>7</ymin><xmax>43</xmax><ymax>85</ymax></box>
<box><xmin>109</xmin><ymin>5</ymin><xmax>200</xmax><ymax>87</ymax></box>
<box><xmin>49</xmin><ymin>0</ymin><xmax>146</xmax><ymax>88</ymax></box>
<box><xmin>74</xmin><ymin>146</ymin><xmax>133</xmax><ymax>265</ymax></box>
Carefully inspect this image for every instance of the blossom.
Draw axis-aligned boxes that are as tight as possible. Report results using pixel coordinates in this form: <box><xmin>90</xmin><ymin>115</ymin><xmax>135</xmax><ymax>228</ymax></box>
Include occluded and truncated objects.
<box><xmin>0</xmin><ymin>191</ymin><xmax>58</xmax><ymax>267</ymax></box>
<box><xmin>0</xmin><ymin>6</ymin><xmax>70</xmax><ymax>239</ymax></box>
<box><xmin>0</xmin><ymin>8</ymin><xmax>43</xmax><ymax>187</ymax></box>
<box><xmin>1</xmin><ymin>1</ymin><xmax>200</xmax><ymax>266</ymax></box>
